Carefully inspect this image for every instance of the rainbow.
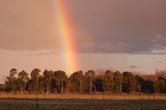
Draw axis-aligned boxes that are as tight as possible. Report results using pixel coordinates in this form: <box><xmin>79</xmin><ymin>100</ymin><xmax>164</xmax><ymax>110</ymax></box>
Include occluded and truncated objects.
<box><xmin>54</xmin><ymin>0</ymin><xmax>78</xmax><ymax>74</ymax></box>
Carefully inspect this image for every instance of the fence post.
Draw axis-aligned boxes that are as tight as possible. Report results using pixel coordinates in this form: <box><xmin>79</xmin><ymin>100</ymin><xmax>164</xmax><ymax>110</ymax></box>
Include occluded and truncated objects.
<box><xmin>36</xmin><ymin>91</ymin><xmax>38</xmax><ymax>110</ymax></box>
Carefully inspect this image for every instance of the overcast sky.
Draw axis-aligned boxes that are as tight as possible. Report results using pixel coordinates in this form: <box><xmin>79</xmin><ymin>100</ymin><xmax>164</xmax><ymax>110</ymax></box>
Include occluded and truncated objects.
<box><xmin>0</xmin><ymin>0</ymin><xmax>165</xmax><ymax>83</ymax></box>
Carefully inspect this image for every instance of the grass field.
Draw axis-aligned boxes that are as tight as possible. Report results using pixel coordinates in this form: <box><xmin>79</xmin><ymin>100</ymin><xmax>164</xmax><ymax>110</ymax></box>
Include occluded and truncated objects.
<box><xmin>0</xmin><ymin>93</ymin><xmax>165</xmax><ymax>110</ymax></box>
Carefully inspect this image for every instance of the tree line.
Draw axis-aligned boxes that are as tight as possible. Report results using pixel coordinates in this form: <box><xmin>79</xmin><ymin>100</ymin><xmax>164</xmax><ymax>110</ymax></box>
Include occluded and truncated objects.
<box><xmin>1</xmin><ymin>68</ymin><xmax>166</xmax><ymax>94</ymax></box>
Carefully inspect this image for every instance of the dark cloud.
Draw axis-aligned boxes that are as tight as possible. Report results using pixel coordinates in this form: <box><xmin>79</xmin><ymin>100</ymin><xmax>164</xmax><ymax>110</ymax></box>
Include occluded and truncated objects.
<box><xmin>0</xmin><ymin>0</ymin><xmax>165</xmax><ymax>54</ymax></box>
<box><xmin>129</xmin><ymin>66</ymin><xmax>138</xmax><ymax>69</ymax></box>
<box><xmin>68</xmin><ymin>0</ymin><xmax>166</xmax><ymax>53</ymax></box>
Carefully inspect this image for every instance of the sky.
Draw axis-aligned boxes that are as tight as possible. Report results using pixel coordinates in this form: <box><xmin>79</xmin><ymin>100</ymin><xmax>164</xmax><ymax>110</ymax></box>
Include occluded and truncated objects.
<box><xmin>0</xmin><ymin>0</ymin><xmax>165</xmax><ymax>83</ymax></box>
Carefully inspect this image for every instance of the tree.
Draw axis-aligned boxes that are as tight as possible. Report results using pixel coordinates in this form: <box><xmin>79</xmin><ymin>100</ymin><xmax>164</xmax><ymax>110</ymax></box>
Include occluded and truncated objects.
<box><xmin>17</xmin><ymin>70</ymin><xmax>29</xmax><ymax>93</ymax></box>
<box><xmin>30</xmin><ymin>68</ymin><xmax>40</xmax><ymax>92</ymax></box>
<box><xmin>85</xmin><ymin>70</ymin><xmax>95</xmax><ymax>94</ymax></box>
<box><xmin>26</xmin><ymin>79</ymin><xmax>33</xmax><ymax>93</ymax></box>
<box><xmin>142</xmin><ymin>80</ymin><xmax>154</xmax><ymax>93</ymax></box>
<box><xmin>113</xmin><ymin>71</ymin><xmax>122</xmax><ymax>93</ymax></box>
<box><xmin>69</xmin><ymin>71</ymin><xmax>85</xmax><ymax>93</ymax></box>
<box><xmin>122</xmin><ymin>72</ymin><xmax>136</xmax><ymax>93</ymax></box>
<box><xmin>154</xmin><ymin>77</ymin><xmax>166</xmax><ymax>93</ymax></box>
<box><xmin>43</xmin><ymin>69</ymin><xmax>54</xmax><ymax>94</ymax></box>
<box><xmin>10</xmin><ymin>68</ymin><xmax>17</xmax><ymax>78</ymax></box>
<box><xmin>135</xmin><ymin>75</ymin><xmax>144</xmax><ymax>93</ymax></box>
<box><xmin>38</xmin><ymin>75</ymin><xmax>45</xmax><ymax>93</ymax></box>
<box><xmin>94</xmin><ymin>75</ymin><xmax>104</xmax><ymax>92</ymax></box>
<box><xmin>102</xmin><ymin>70</ymin><xmax>114</xmax><ymax>93</ymax></box>
<box><xmin>54</xmin><ymin>70</ymin><xmax>67</xmax><ymax>94</ymax></box>
<box><xmin>5</xmin><ymin>68</ymin><xmax>17</xmax><ymax>93</ymax></box>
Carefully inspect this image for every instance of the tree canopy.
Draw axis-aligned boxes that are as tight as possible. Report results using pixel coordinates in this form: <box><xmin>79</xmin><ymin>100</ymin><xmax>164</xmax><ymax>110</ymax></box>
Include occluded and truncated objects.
<box><xmin>2</xmin><ymin>68</ymin><xmax>166</xmax><ymax>94</ymax></box>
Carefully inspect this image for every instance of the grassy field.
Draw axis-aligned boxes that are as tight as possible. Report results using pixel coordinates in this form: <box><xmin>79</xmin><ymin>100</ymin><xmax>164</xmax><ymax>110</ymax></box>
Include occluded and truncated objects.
<box><xmin>0</xmin><ymin>93</ymin><xmax>165</xmax><ymax>110</ymax></box>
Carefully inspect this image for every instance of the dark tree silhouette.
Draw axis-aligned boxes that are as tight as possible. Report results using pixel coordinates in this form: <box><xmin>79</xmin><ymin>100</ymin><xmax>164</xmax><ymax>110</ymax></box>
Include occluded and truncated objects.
<box><xmin>3</xmin><ymin>68</ymin><xmax>166</xmax><ymax>94</ymax></box>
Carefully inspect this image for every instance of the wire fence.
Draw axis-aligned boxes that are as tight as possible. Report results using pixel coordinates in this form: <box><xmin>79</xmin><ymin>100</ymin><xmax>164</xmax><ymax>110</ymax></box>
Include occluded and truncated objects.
<box><xmin>0</xmin><ymin>92</ymin><xmax>165</xmax><ymax>110</ymax></box>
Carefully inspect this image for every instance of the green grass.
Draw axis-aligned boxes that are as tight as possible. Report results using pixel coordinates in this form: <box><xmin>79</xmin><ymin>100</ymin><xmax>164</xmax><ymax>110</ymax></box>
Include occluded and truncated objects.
<box><xmin>0</xmin><ymin>98</ymin><xmax>165</xmax><ymax>110</ymax></box>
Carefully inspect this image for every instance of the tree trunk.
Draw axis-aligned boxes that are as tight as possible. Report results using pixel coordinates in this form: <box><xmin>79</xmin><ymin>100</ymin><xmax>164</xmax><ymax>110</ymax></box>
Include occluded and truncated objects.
<box><xmin>80</xmin><ymin>79</ymin><xmax>82</xmax><ymax>94</ymax></box>
<box><xmin>61</xmin><ymin>81</ymin><xmax>64</xmax><ymax>94</ymax></box>
<box><xmin>36</xmin><ymin>91</ymin><xmax>38</xmax><ymax>110</ymax></box>
<box><xmin>20</xmin><ymin>88</ymin><xmax>23</xmax><ymax>94</ymax></box>
<box><xmin>90</xmin><ymin>79</ymin><xmax>92</xmax><ymax>94</ymax></box>
<box><xmin>46</xmin><ymin>86</ymin><xmax>49</xmax><ymax>94</ymax></box>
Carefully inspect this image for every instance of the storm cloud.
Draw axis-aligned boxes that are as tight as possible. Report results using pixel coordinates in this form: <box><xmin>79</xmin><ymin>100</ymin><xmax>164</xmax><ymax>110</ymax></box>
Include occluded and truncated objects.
<box><xmin>0</xmin><ymin>0</ymin><xmax>165</xmax><ymax>54</ymax></box>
